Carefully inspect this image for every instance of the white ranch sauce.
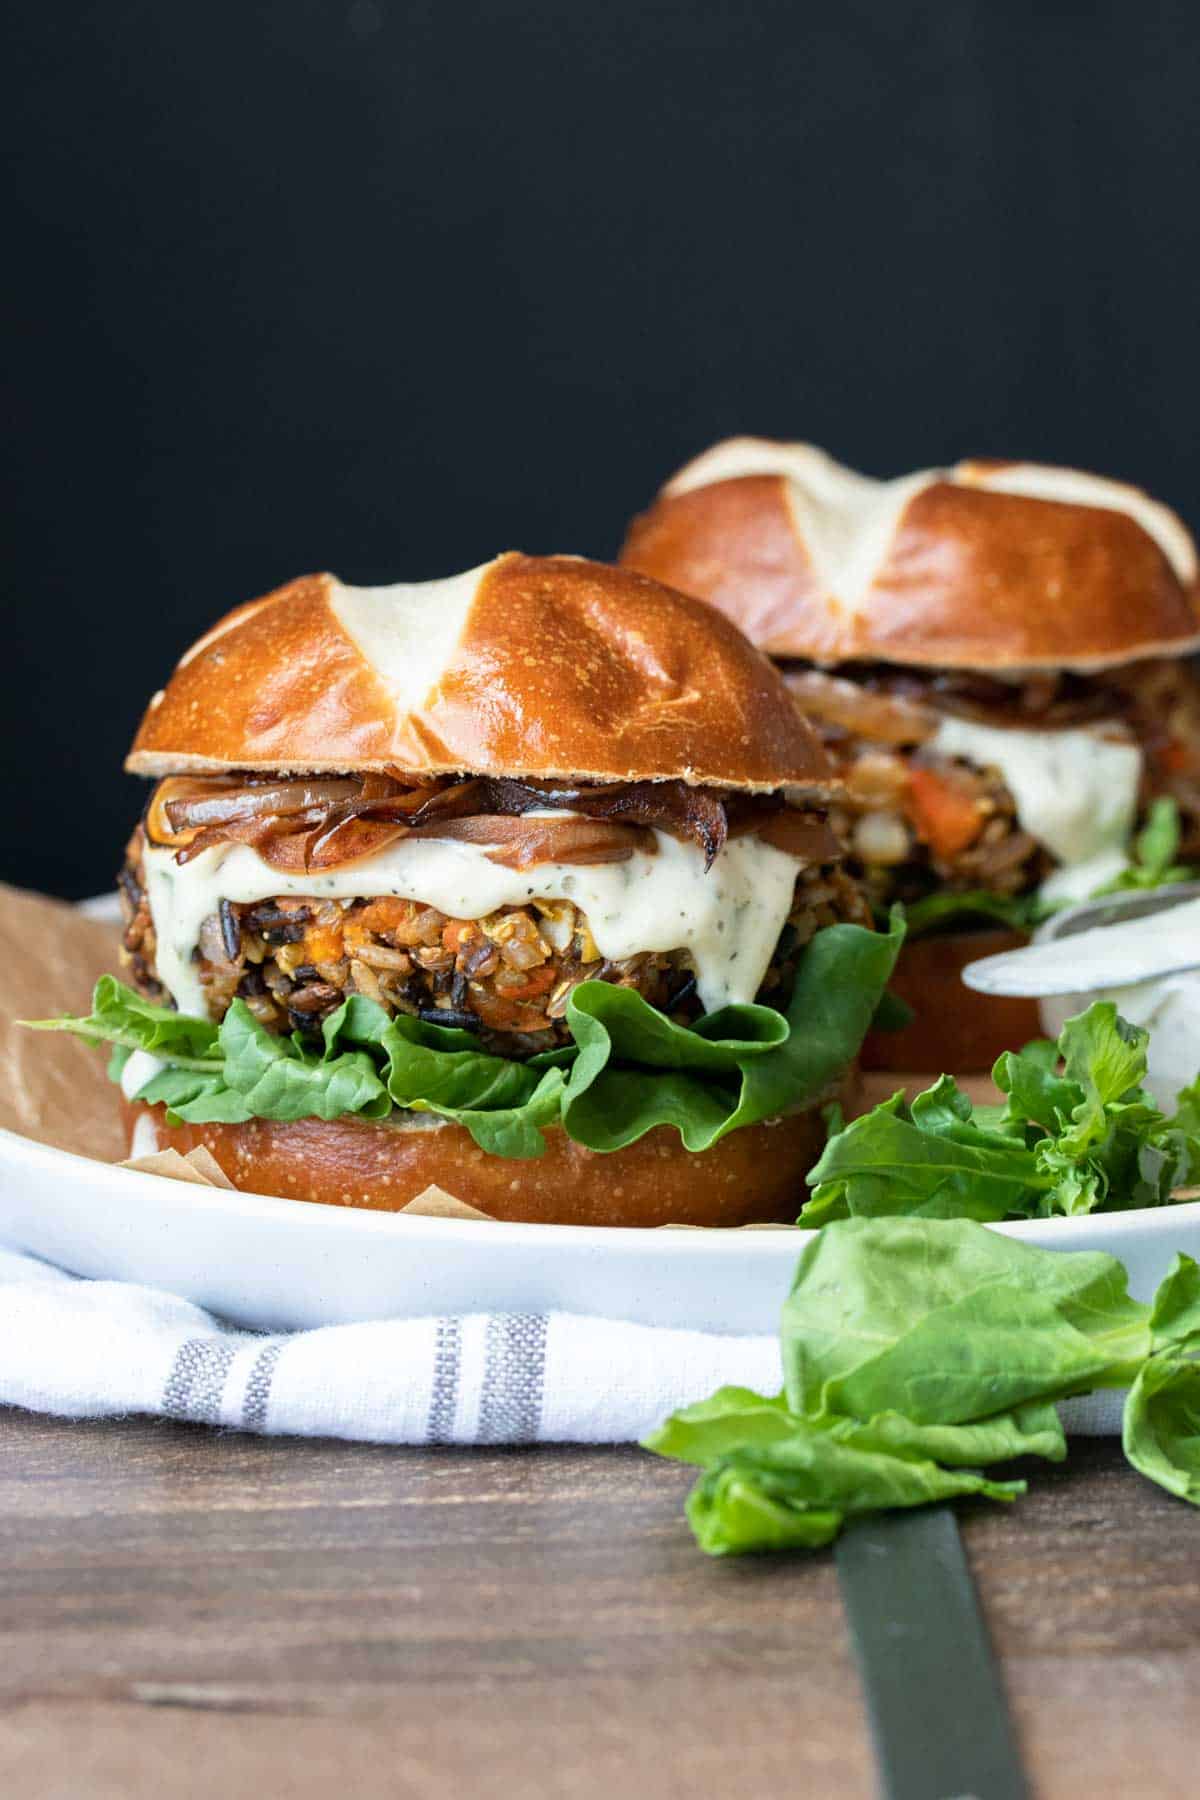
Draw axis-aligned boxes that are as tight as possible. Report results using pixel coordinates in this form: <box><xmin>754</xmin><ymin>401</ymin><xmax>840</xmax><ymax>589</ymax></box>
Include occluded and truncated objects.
<box><xmin>926</xmin><ymin>715</ymin><xmax>1143</xmax><ymax>903</ymax></box>
<box><xmin>128</xmin><ymin>1111</ymin><xmax>161</xmax><ymax>1155</ymax></box>
<box><xmin>120</xmin><ymin>1049</ymin><xmax>168</xmax><ymax>1100</ymax></box>
<box><xmin>142</xmin><ymin>827</ymin><xmax>803</xmax><ymax>1021</ymax></box>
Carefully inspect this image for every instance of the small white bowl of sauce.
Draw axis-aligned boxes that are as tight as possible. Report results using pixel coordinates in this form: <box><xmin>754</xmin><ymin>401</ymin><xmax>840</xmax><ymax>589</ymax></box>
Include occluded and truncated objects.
<box><xmin>1034</xmin><ymin>884</ymin><xmax>1200</xmax><ymax>1111</ymax></box>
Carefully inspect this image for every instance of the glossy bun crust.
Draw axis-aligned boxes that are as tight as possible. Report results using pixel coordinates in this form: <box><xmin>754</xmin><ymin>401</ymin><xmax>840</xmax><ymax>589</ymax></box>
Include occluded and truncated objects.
<box><xmin>126</xmin><ymin>552</ymin><xmax>833</xmax><ymax>793</ymax></box>
<box><xmin>621</xmin><ymin>441</ymin><xmax>1200</xmax><ymax>671</ymax></box>
<box><xmin>123</xmin><ymin>1099</ymin><xmax>839</xmax><ymax>1227</ymax></box>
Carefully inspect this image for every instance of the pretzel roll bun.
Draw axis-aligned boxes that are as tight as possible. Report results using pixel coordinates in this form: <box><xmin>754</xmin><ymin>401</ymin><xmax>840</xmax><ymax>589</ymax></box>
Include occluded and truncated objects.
<box><xmin>857</xmin><ymin>927</ymin><xmax>1042</xmax><ymax>1074</ymax></box>
<box><xmin>127</xmin><ymin>551</ymin><xmax>832</xmax><ymax>790</ymax></box>
<box><xmin>123</xmin><ymin>1099</ymin><xmax>842</xmax><ymax>1228</ymax></box>
<box><xmin>620</xmin><ymin>440</ymin><xmax>1200</xmax><ymax>670</ymax></box>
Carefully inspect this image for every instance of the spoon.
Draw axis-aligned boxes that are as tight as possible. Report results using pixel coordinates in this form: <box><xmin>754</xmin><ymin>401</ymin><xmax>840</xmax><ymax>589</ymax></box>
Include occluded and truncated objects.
<box><xmin>961</xmin><ymin>883</ymin><xmax>1200</xmax><ymax>998</ymax></box>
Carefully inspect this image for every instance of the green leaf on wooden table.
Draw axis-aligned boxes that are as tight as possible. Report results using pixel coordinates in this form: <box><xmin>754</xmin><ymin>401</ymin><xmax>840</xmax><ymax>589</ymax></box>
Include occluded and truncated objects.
<box><xmin>646</xmin><ymin>1222</ymin><xmax>1200</xmax><ymax>1556</ymax></box>
<box><xmin>683</xmin><ymin>1429</ymin><xmax>1025</xmax><ymax>1557</ymax></box>
<box><xmin>1148</xmin><ymin>1253</ymin><xmax>1200</xmax><ymax>1355</ymax></box>
<box><xmin>780</xmin><ymin>1218</ymin><xmax>1153</xmax><ymax>1424</ymax></box>
<box><xmin>1123</xmin><ymin>1351</ymin><xmax>1200</xmax><ymax>1504</ymax></box>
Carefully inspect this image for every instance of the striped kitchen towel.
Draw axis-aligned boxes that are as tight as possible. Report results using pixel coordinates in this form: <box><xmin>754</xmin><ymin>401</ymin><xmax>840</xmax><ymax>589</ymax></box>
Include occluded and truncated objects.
<box><xmin>0</xmin><ymin>1246</ymin><xmax>1123</xmax><ymax>1443</ymax></box>
<box><xmin>0</xmin><ymin>1245</ymin><xmax>780</xmax><ymax>1443</ymax></box>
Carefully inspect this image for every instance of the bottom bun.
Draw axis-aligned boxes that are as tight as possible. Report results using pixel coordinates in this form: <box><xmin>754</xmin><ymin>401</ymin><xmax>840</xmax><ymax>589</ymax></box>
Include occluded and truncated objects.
<box><xmin>123</xmin><ymin>1096</ymin><xmax>845</xmax><ymax>1228</ymax></box>
<box><xmin>860</xmin><ymin>927</ymin><xmax>1043</xmax><ymax>1074</ymax></box>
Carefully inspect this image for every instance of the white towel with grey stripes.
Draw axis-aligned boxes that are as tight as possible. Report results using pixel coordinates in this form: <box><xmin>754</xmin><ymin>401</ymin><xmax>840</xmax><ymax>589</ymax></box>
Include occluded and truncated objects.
<box><xmin>0</xmin><ymin>1246</ymin><xmax>782</xmax><ymax>1443</ymax></box>
<box><xmin>0</xmin><ymin>1246</ymin><xmax>1123</xmax><ymax>1441</ymax></box>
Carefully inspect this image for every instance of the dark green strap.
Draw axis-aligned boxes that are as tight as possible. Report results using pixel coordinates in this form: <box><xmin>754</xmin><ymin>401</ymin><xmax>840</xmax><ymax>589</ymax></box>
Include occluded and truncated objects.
<box><xmin>836</xmin><ymin>1506</ymin><xmax>1029</xmax><ymax>1800</ymax></box>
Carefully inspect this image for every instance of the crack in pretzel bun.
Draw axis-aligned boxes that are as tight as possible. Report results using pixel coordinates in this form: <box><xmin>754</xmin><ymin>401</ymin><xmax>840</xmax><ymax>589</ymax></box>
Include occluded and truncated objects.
<box><xmin>127</xmin><ymin>551</ymin><xmax>835</xmax><ymax>791</ymax></box>
<box><xmin>619</xmin><ymin>439</ymin><xmax>1200</xmax><ymax>671</ymax></box>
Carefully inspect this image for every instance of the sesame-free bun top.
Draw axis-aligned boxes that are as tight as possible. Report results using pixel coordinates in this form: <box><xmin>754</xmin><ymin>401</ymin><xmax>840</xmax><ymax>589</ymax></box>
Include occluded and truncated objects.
<box><xmin>620</xmin><ymin>439</ymin><xmax>1200</xmax><ymax>671</ymax></box>
<box><xmin>127</xmin><ymin>552</ymin><xmax>833</xmax><ymax>791</ymax></box>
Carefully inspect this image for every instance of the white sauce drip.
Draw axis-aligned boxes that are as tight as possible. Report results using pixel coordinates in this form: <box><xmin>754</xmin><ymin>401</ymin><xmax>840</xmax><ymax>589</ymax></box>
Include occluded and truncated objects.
<box><xmin>926</xmin><ymin>715</ymin><xmax>1143</xmax><ymax>903</ymax></box>
<box><xmin>142</xmin><ymin>828</ymin><xmax>803</xmax><ymax>1022</ymax></box>
<box><xmin>128</xmin><ymin>1112</ymin><xmax>161</xmax><ymax>1155</ymax></box>
<box><xmin>121</xmin><ymin>1050</ymin><xmax>167</xmax><ymax>1101</ymax></box>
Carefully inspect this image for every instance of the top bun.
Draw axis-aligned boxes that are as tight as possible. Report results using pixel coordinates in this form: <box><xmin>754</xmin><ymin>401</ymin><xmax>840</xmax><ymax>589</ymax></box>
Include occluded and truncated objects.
<box><xmin>127</xmin><ymin>552</ymin><xmax>832</xmax><ymax>791</ymax></box>
<box><xmin>620</xmin><ymin>439</ymin><xmax>1200</xmax><ymax>671</ymax></box>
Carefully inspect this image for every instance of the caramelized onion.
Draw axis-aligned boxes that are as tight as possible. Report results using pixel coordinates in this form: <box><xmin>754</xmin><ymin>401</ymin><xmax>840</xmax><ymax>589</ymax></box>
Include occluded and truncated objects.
<box><xmin>247</xmin><ymin>812</ymin><xmax>654</xmax><ymax>874</ymax></box>
<box><xmin>474</xmin><ymin>778</ymin><xmax>729</xmax><ymax>867</ymax></box>
<box><xmin>923</xmin><ymin>675</ymin><xmax>1125</xmax><ymax>728</ymax></box>
<box><xmin>255</xmin><ymin>816</ymin><xmax>412</xmax><ymax>874</ymax></box>
<box><xmin>742</xmin><ymin>810</ymin><xmax>841</xmax><ymax>863</ymax></box>
<box><xmin>423</xmin><ymin>814</ymin><xmax>656</xmax><ymax>869</ymax></box>
<box><xmin>171</xmin><ymin>810</ymin><xmax>327</xmax><ymax>864</ymax></box>
<box><xmin>161</xmin><ymin>777</ymin><xmax>362</xmax><ymax>833</ymax></box>
<box><xmin>784</xmin><ymin>669</ymin><xmax>937</xmax><ymax>746</ymax></box>
<box><xmin>146</xmin><ymin>771</ymin><xmax>832</xmax><ymax>874</ymax></box>
<box><xmin>860</xmin><ymin>663</ymin><xmax>1129</xmax><ymax>730</ymax></box>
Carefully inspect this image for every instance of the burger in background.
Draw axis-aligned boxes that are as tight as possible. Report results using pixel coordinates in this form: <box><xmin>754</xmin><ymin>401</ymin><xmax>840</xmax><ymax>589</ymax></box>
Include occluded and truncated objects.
<box><xmin>35</xmin><ymin>553</ymin><xmax>900</xmax><ymax>1226</ymax></box>
<box><xmin>621</xmin><ymin>440</ymin><xmax>1200</xmax><ymax>1068</ymax></box>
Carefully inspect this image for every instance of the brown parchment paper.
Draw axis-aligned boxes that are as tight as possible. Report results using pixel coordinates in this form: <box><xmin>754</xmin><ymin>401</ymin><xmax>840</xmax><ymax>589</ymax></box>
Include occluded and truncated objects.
<box><xmin>120</xmin><ymin>1146</ymin><xmax>492</xmax><ymax>1214</ymax></box>
<box><xmin>0</xmin><ymin>882</ymin><xmax>504</xmax><ymax>1213</ymax></box>
<box><xmin>0</xmin><ymin>881</ymin><xmax>128</xmax><ymax>1159</ymax></box>
<box><xmin>122</xmin><ymin>1144</ymin><xmax>238</xmax><ymax>1187</ymax></box>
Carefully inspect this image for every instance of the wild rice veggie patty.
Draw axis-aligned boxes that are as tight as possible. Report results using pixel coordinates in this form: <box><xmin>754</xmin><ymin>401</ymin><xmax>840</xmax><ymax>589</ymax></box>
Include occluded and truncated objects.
<box><xmin>119</xmin><ymin>825</ymin><xmax>867</xmax><ymax>1059</ymax></box>
<box><xmin>787</xmin><ymin>657</ymin><xmax>1200</xmax><ymax>910</ymax></box>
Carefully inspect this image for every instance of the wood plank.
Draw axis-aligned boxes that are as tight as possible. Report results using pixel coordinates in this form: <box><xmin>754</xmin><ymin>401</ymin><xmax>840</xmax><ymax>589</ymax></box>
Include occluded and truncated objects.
<box><xmin>0</xmin><ymin>1413</ymin><xmax>1196</xmax><ymax>1798</ymax></box>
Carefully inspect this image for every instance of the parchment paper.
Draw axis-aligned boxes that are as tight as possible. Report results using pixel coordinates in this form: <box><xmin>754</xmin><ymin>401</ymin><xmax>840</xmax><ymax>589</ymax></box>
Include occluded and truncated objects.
<box><xmin>0</xmin><ymin>883</ymin><xmax>504</xmax><ymax>1212</ymax></box>
<box><xmin>0</xmin><ymin>881</ymin><xmax>128</xmax><ymax>1159</ymax></box>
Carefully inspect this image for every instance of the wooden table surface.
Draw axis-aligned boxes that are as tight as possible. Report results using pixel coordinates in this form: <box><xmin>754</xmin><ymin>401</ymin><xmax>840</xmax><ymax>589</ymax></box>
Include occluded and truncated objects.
<box><xmin>0</xmin><ymin>1415</ymin><xmax>1196</xmax><ymax>1798</ymax></box>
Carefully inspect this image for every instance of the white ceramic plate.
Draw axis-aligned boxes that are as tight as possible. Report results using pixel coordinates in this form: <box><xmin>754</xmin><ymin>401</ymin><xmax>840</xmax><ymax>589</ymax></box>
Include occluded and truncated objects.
<box><xmin>3</xmin><ymin>1122</ymin><xmax>1199</xmax><ymax>1333</ymax></box>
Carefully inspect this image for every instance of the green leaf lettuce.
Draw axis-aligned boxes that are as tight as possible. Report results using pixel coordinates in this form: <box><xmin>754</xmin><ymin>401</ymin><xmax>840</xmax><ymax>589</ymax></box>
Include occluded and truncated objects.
<box><xmin>645</xmin><ymin>1216</ymin><xmax>1200</xmax><ymax>1556</ymax></box>
<box><xmin>26</xmin><ymin>915</ymin><xmax>903</xmax><ymax>1161</ymax></box>
<box><xmin>802</xmin><ymin>1001</ymin><xmax>1200</xmax><ymax>1224</ymax></box>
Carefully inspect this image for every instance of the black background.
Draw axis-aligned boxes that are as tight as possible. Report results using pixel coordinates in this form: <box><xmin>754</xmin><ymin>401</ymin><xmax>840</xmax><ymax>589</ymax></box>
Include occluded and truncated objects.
<box><xmin>5</xmin><ymin>0</ymin><xmax>1199</xmax><ymax>897</ymax></box>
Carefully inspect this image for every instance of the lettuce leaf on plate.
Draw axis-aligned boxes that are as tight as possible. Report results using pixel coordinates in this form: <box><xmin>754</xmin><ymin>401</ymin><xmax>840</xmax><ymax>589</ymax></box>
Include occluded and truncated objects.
<box><xmin>799</xmin><ymin>1079</ymin><xmax>1045</xmax><ymax>1226</ymax></box>
<box><xmin>801</xmin><ymin>1001</ymin><xmax>1200</xmax><ymax>1224</ymax></box>
<box><xmin>26</xmin><ymin>973</ymin><xmax>220</xmax><ymax>1077</ymax></box>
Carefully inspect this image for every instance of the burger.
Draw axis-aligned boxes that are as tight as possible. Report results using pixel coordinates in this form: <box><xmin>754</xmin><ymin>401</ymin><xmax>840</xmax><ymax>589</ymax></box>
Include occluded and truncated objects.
<box><xmin>40</xmin><ymin>553</ymin><xmax>900</xmax><ymax>1226</ymax></box>
<box><xmin>621</xmin><ymin>441</ymin><xmax>1200</xmax><ymax>1068</ymax></box>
